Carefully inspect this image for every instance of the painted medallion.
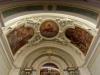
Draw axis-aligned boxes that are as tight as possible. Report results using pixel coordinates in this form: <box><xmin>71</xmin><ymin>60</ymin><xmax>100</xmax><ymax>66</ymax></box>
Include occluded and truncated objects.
<box><xmin>40</xmin><ymin>20</ymin><xmax>59</xmax><ymax>38</ymax></box>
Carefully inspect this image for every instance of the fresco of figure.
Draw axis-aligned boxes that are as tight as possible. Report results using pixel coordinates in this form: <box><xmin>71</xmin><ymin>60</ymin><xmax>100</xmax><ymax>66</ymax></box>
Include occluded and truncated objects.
<box><xmin>7</xmin><ymin>25</ymin><xmax>34</xmax><ymax>54</ymax></box>
<box><xmin>40</xmin><ymin>20</ymin><xmax>59</xmax><ymax>38</ymax></box>
<box><xmin>65</xmin><ymin>26</ymin><xmax>93</xmax><ymax>55</ymax></box>
<box><xmin>43</xmin><ymin>23</ymin><xmax>54</xmax><ymax>32</ymax></box>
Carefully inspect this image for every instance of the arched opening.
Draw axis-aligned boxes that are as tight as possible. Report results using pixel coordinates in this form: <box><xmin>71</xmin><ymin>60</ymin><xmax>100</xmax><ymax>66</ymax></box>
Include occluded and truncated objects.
<box><xmin>40</xmin><ymin>63</ymin><xmax>60</xmax><ymax>75</ymax></box>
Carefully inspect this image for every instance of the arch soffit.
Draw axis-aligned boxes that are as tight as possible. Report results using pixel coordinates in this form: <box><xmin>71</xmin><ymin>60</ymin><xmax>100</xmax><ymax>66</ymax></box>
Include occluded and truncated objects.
<box><xmin>14</xmin><ymin>42</ymin><xmax>85</xmax><ymax>68</ymax></box>
<box><xmin>22</xmin><ymin>48</ymin><xmax>75</xmax><ymax>68</ymax></box>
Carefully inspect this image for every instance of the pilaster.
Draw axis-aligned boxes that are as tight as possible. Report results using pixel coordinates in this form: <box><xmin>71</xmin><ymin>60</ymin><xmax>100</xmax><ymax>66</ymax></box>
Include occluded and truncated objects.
<box><xmin>84</xmin><ymin>14</ymin><xmax>100</xmax><ymax>67</ymax></box>
<box><xmin>0</xmin><ymin>12</ymin><xmax>14</xmax><ymax>67</ymax></box>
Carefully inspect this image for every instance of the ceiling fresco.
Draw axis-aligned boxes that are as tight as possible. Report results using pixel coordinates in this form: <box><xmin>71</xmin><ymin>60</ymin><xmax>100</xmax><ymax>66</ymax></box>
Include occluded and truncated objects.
<box><xmin>5</xmin><ymin>15</ymin><xmax>95</xmax><ymax>55</ymax></box>
<box><xmin>7</xmin><ymin>25</ymin><xmax>34</xmax><ymax>54</ymax></box>
<box><xmin>40</xmin><ymin>20</ymin><xmax>59</xmax><ymax>38</ymax></box>
<box><xmin>65</xmin><ymin>26</ymin><xmax>93</xmax><ymax>55</ymax></box>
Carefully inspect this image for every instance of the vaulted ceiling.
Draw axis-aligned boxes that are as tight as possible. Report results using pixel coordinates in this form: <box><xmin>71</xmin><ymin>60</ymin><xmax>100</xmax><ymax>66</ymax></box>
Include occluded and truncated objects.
<box><xmin>0</xmin><ymin>1</ymin><xmax>98</xmax><ymax>67</ymax></box>
<box><xmin>7</xmin><ymin>24</ymin><xmax>93</xmax><ymax>55</ymax></box>
<box><xmin>4</xmin><ymin>14</ymin><xmax>95</xmax><ymax>56</ymax></box>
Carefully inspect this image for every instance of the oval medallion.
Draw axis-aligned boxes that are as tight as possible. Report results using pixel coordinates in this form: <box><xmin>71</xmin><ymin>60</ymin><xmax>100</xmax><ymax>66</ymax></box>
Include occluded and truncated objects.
<box><xmin>40</xmin><ymin>20</ymin><xmax>59</xmax><ymax>38</ymax></box>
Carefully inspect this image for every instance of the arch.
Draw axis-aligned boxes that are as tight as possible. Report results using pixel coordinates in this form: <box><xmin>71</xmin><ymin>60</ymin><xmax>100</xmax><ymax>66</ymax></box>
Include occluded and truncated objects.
<box><xmin>3</xmin><ymin>6</ymin><xmax>97</xmax><ymax>75</ymax></box>
<box><xmin>18</xmin><ymin>46</ymin><xmax>79</xmax><ymax>75</ymax></box>
<box><xmin>14</xmin><ymin>42</ymin><xmax>85</xmax><ymax>68</ymax></box>
<box><xmin>4</xmin><ymin>12</ymin><xmax>97</xmax><ymax>56</ymax></box>
<box><xmin>0</xmin><ymin>1</ymin><xmax>99</xmax><ymax>75</ymax></box>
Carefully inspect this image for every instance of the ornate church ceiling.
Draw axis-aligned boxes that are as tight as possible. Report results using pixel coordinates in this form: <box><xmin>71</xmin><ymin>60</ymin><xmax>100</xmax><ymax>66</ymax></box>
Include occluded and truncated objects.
<box><xmin>5</xmin><ymin>14</ymin><xmax>95</xmax><ymax>56</ymax></box>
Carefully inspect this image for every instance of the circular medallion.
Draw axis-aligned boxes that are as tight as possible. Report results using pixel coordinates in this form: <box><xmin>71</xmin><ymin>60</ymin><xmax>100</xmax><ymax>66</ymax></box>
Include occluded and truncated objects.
<box><xmin>40</xmin><ymin>20</ymin><xmax>59</xmax><ymax>38</ymax></box>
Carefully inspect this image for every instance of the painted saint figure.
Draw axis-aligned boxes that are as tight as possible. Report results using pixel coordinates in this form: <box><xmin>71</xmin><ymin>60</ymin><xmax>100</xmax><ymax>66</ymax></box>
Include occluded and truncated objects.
<box><xmin>40</xmin><ymin>20</ymin><xmax>59</xmax><ymax>38</ymax></box>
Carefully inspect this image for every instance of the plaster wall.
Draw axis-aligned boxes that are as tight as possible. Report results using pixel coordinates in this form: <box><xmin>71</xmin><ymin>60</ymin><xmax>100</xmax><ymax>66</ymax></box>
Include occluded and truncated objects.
<box><xmin>0</xmin><ymin>37</ymin><xmax>12</xmax><ymax>75</ymax></box>
<box><xmin>88</xmin><ymin>38</ymin><xmax>100</xmax><ymax>75</ymax></box>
